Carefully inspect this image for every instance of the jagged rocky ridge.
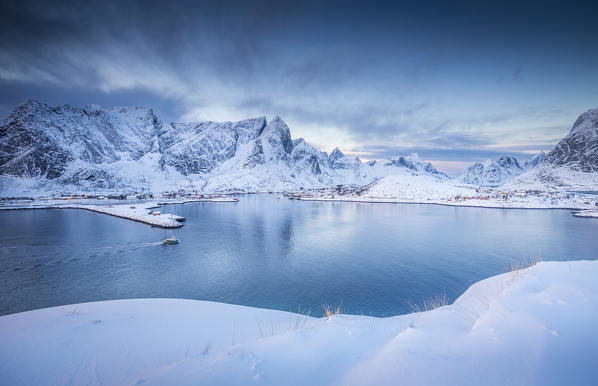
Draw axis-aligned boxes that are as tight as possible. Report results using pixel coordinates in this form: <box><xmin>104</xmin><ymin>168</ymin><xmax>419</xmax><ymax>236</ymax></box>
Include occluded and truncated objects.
<box><xmin>504</xmin><ymin>106</ymin><xmax>598</xmax><ymax>191</ymax></box>
<box><xmin>0</xmin><ymin>100</ymin><xmax>447</xmax><ymax>194</ymax></box>
<box><xmin>544</xmin><ymin>108</ymin><xmax>598</xmax><ymax>172</ymax></box>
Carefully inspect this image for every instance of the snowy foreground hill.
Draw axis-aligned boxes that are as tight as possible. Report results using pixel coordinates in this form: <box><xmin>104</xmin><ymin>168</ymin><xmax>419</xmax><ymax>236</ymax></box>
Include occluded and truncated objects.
<box><xmin>0</xmin><ymin>100</ymin><xmax>446</xmax><ymax>196</ymax></box>
<box><xmin>1</xmin><ymin>260</ymin><xmax>597</xmax><ymax>385</ymax></box>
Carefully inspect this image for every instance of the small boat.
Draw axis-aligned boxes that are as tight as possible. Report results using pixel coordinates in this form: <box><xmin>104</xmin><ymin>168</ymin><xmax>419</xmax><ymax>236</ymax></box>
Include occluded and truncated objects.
<box><xmin>162</xmin><ymin>237</ymin><xmax>179</xmax><ymax>245</ymax></box>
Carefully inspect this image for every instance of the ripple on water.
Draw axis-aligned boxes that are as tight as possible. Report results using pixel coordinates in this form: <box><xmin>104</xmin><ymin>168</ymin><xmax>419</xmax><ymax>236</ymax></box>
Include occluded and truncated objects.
<box><xmin>0</xmin><ymin>196</ymin><xmax>597</xmax><ymax>317</ymax></box>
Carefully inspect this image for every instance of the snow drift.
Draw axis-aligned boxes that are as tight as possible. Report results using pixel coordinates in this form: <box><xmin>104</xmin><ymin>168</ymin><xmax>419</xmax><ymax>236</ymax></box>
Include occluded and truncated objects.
<box><xmin>1</xmin><ymin>260</ymin><xmax>597</xmax><ymax>385</ymax></box>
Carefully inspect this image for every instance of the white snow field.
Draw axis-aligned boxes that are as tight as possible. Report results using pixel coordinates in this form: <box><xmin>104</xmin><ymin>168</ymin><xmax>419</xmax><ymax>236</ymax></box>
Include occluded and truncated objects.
<box><xmin>1</xmin><ymin>260</ymin><xmax>597</xmax><ymax>385</ymax></box>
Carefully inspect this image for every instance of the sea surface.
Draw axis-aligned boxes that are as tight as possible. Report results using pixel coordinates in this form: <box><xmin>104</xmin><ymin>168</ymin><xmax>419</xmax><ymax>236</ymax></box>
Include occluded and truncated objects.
<box><xmin>1</xmin><ymin>194</ymin><xmax>597</xmax><ymax>317</ymax></box>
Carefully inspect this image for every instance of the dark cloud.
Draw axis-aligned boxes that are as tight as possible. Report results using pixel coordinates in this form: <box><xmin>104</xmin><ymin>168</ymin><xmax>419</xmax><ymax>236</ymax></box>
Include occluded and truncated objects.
<box><xmin>0</xmin><ymin>0</ymin><xmax>596</xmax><ymax>171</ymax></box>
<box><xmin>512</xmin><ymin>67</ymin><xmax>522</xmax><ymax>82</ymax></box>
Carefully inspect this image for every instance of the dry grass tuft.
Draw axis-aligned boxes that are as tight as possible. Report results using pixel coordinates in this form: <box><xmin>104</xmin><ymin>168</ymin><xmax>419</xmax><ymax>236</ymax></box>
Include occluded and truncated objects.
<box><xmin>507</xmin><ymin>257</ymin><xmax>542</xmax><ymax>283</ymax></box>
<box><xmin>322</xmin><ymin>304</ymin><xmax>342</xmax><ymax>318</ymax></box>
<box><xmin>409</xmin><ymin>294</ymin><xmax>449</xmax><ymax>314</ymax></box>
<box><xmin>293</xmin><ymin>305</ymin><xmax>312</xmax><ymax>329</ymax></box>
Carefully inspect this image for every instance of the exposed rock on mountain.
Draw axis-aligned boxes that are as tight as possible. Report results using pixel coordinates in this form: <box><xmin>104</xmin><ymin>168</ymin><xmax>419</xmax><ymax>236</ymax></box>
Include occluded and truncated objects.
<box><xmin>0</xmin><ymin>100</ymin><xmax>161</xmax><ymax>190</ymax></box>
<box><xmin>544</xmin><ymin>108</ymin><xmax>598</xmax><ymax>172</ymax></box>
<box><xmin>161</xmin><ymin>117</ymin><xmax>267</xmax><ymax>175</ymax></box>
<box><xmin>291</xmin><ymin>139</ymin><xmax>332</xmax><ymax>176</ymax></box>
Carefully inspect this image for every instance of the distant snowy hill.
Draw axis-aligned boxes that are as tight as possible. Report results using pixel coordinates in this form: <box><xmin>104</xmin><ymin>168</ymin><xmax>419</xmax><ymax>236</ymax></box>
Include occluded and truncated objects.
<box><xmin>0</xmin><ymin>100</ymin><xmax>448</xmax><ymax>195</ymax></box>
<box><xmin>360</xmin><ymin>174</ymin><xmax>476</xmax><ymax>201</ymax></box>
<box><xmin>328</xmin><ymin>149</ymin><xmax>449</xmax><ymax>185</ymax></box>
<box><xmin>524</xmin><ymin>152</ymin><xmax>546</xmax><ymax>169</ymax></box>
<box><xmin>456</xmin><ymin>154</ymin><xmax>544</xmax><ymax>187</ymax></box>
<box><xmin>350</xmin><ymin>154</ymin><xmax>467</xmax><ymax>201</ymax></box>
<box><xmin>503</xmin><ymin>107</ymin><xmax>598</xmax><ymax>191</ymax></box>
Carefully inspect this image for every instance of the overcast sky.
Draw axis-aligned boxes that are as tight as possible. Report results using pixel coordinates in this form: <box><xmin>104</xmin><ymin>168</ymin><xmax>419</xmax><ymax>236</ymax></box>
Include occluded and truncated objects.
<box><xmin>1</xmin><ymin>0</ymin><xmax>597</xmax><ymax>176</ymax></box>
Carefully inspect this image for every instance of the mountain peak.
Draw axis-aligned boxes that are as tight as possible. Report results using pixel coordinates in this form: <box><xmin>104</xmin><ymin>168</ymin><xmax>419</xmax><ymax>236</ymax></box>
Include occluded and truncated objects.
<box><xmin>263</xmin><ymin>115</ymin><xmax>293</xmax><ymax>155</ymax></box>
<box><xmin>544</xmin><ymin>106</ymin><xmax>598</xmax><ymax>172</ymax></box>
<box><xmin>19</xmin><ymin>99</ymin><xmax>45</xmax><ymax>108</ymax></box>
<box><xmin>571</xmin><ymin>106</ymin><xmax>598</xmax><ymax>134</ymax></box>
<box><xmin>6</xmin><ymin>99</ymin><xmax>47</xmax><ymax>119</ymax></box>
<box><xmin>458</xmin><ymin>154</ymin><xmax>524</xmax><ymax>187</ymax></box>
<box><xmin>405</xmin><ymin>153</ymin><xmax>422</xmax><ymax>162</ymax></box>
<box><xmin>496</xmin><ymin>154</ymin><xmax>522</xmax><ymax>170</ymax></box>
<box><xmin>329</xmin><ymin>147</ymin><xmax>344</xmax><ymax>161</ymax></box>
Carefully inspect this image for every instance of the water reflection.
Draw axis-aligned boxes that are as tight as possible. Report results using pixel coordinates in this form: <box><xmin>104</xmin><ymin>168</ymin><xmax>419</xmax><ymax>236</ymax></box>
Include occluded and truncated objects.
<box><xmin>1</xmin><ymin>195</ymin><xmax>597</xmax><ymax>317</ymax></box>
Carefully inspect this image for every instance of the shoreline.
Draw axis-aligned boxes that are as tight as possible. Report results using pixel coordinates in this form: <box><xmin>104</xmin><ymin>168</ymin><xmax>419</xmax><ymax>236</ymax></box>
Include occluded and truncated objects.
<box><xmin>298</xmin><ymin>196</ymin><xmax>592</xmax><ymax>212</ymax></box>
<box><xmin>2</xmin><ymin>195</ymin><xmax>597</xmax><ymax>222</ymax></box>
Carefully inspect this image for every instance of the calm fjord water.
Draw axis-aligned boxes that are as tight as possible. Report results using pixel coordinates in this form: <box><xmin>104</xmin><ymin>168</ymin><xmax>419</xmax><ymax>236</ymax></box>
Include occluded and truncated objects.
<box><xmin>1</xmin><ymin>194</ymin><xmax>597</xmax><ymax>317</ymax></box>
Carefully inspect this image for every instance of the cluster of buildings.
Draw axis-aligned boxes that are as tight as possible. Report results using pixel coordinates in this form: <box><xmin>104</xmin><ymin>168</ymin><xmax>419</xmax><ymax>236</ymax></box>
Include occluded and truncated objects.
<box><xmin>450</xmin><ymin>188</ymin><xmax>598</xmax><ymax>207</ymax></box>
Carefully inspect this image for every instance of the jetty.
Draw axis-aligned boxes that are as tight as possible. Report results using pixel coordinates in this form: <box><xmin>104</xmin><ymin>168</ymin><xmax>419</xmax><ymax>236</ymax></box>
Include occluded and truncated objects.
<box><xmin>76</xmin><ymin>204</ymin><xmax>185</xmax><ymax>228</ymax></box>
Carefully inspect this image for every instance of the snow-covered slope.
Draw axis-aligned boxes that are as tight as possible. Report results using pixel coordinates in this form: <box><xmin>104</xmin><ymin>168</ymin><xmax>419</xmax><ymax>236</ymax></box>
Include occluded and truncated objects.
<box><xmin>0</xmin><ymin>101</ymin><xmax>451</xmax><ymax>195</ymax></box>
<box><xmin>504</xmin><ymin>107</ymin><xmax>598</xmax><ymax>191</ymax></box>
<box><xmin>457</xmin><ymin>155</ymin><xmax>525</xmax><ymax>187</ymax></box>
<box><xmin>524</xmin><ymin>151</ymin><xmax>547</xmax><ymax>169</ymax></box>
<box><xmin>2</xmin><ymin>260</ymin><xmax>597</xmax><ymax>385</ymax></box>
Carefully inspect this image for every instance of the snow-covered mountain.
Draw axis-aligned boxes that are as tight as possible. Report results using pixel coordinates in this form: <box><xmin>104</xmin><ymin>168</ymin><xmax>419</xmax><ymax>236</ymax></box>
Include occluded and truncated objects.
<box><xmin>544</xmin><ymin>108</ymin><xmax>598</xmax><ymax>172</ymax></box>
<box><xmin>0</xmin><ymin>100</ymin><xmax>164</xmax><ymax>191</ymax></box>
<box><xmin>456</xmin><ymin>155</ymin><xmax>525</xmax><ymax>187</ymax></box>
<box><xmin>2</xmin><ymin>100</ymin><xmax>596</xmax><ymax>195</ymax></box>
<box><xmin>504</xmin><ymin>107</ymin><xmax>598</xmax><ymax>191</ymax></box>
<box><xmin>160</xmin><ymin>117</ymin><xmax>267</xmax><ymax>175</ymax></box>
<box><xmin>456</xmin><ymin>152</ymin><xmax>549</xmax><ymax>187</ymax></box>
<box><xmin>194</xmin><ymin>116</ymin><xmax>340</xmax><ymax>192</ymax></box>
<box><xmin>0</xmin><ymin>100</ymin><xmax>449</xmax><ymax>195</ymax></box>
<box><xmin>328</xmin><ymin>147</ymin><xmax>360</xmax><ymax>170</ymax></box>
<box><xmin>325</xmin><ymin>149</ymin><xmax>449</xmax><ymax>186</ymax></box>
<box><xmin>524</xmin><ymin>152</ymin><xmax>547</xmax><ymax>169</ymax></box>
